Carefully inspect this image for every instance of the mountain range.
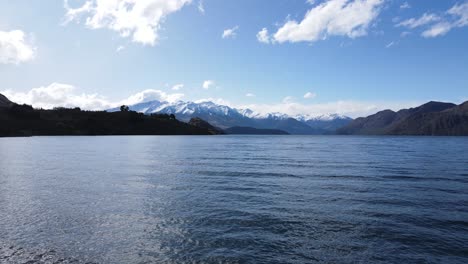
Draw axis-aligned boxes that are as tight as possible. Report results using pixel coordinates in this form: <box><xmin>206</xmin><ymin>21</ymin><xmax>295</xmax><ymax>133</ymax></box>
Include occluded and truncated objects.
<box><xmin>109</xmin><ymin>100</ymin><xmax>353</xmax><ymax>135</ymax></box>
<box><xmin>337</xmin><ymin>101</ymin><xmax>468</xmax><ymax>136</ymax></box>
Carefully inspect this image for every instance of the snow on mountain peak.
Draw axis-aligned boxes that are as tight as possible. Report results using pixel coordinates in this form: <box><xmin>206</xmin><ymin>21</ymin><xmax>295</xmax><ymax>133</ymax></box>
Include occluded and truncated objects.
<box><xmin>124</xmin><ymin>99</ymin><xmax>350</xmax><ymax>121</ymax></box>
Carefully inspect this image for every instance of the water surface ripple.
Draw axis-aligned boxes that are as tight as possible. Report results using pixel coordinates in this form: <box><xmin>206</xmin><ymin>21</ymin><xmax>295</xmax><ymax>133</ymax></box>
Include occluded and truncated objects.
<box><xmin>0</xmin><ymin>136</ymin><xmax>467</xmax><ymax>263</ymax></box>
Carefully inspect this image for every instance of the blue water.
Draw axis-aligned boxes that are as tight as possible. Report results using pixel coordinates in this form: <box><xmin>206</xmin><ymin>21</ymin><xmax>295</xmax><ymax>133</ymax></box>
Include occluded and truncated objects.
<box><xmin>0</xmin><ymin>136</ymin><xmax>467</xmax><ymax>263</ymax></box>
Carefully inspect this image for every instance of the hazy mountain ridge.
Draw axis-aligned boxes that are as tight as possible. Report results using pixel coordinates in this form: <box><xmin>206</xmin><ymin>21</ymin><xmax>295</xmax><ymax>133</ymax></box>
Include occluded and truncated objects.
<box><xmin>112</xmin><ymin>99</ymin><xmax>353</xmax><ymax>135</ymax></box>
<box><xmin>337</xmin><ymin>101</ymin><xmax>468</xmax><ymax>136</ymax></box>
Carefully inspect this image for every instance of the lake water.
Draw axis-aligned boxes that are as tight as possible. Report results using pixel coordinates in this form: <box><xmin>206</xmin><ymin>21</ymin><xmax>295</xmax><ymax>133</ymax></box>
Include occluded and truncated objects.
<box><xmin>0</xmin><ymin>136</ymin><xmax>467</xmax><ymax>263</ymax></box>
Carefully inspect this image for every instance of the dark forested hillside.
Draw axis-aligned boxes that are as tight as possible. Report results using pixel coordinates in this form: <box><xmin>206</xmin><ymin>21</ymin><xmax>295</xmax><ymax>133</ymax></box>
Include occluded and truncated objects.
<box><xmin>0</xmin><ymin>94</ymin><xmax>218</xmax><ymax>137</ymax></box>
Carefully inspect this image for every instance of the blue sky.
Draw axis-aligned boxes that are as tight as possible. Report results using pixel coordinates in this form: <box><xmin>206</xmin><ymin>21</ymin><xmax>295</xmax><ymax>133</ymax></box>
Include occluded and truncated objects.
<box><xmin>0</xmin><ymin>0</ymin><xmax>467</xmax><ymax>117</ymax></box>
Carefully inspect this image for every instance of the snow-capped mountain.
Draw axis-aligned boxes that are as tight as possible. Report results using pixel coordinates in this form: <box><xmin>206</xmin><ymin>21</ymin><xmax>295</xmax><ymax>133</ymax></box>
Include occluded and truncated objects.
<box><xmin>109</xmin><ymin>100</ymin><xmax>352</xmax><ymax>134</ymax></box>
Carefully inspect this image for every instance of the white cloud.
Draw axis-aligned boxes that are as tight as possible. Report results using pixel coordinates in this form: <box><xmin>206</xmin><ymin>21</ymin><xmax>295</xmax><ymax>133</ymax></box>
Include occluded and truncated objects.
<box><xmin>449</xmin><ymin>2</ymin><xmax>468</xmax><ymax>27</ymax></box>
<box><xmin>198</xmin><ymin>0</ymin><xmax>205</xmax><ymax>14</ymax></box>
<box><xmin>222</xmin><ymin>26</ymin><xmax>239</xmax><ymax>39</ymax></box>
<box><xmin>122</xmin><ymin>89</ymin><xmax>184</xmax><ymax>105</ymax></box>
<box><xmin>397</xmin><ymin>13</ymin><xmax>440</xmax><ymax>29</ymax></box>
<box><xmin>116</xmin><ymin>45</ymin><xmax>125</xmax><ymax>52</ymax></box>
<box><xmin>270</xmin><ymin>0</ymin><xmax>384</xmax><ymax>44</ymax></box>
<box><xmin>239</xmin><ymin>100</ymin><xmax>422</xmax><ymax>119</ymax></box>
<box><xmin>422</xmin><ymin>22</ymin><xmax>452</xmax><ymax>38</ymax></box>
<box><xmin>245</xmin><ymin>93</ymin><xmax>255</xmax><ymax>97</ymax></box>
<box><xmin>385</xmin><ymin>41</ymin><xmax>395</xmax><ymax>48</ymax></box>
<box><xmin>171</xmin><ymin>83</ymin><xmax>184</xmax><ymax>90</ymax></box>
<box><xmin>304</xmin><ymin>92</ymin><xmax>317</xmax><ymax>99</ymax></box>
<box><xmin>400</xmin><ymin>2</ymin><xmax>411</xmax><ymax>9</ymax></box>
<box><xmin>2</xmin><ymin>83</ymin><xmax>111</xmax><ymax>110</ymax></box>
<box><xmin>64</xmin><ymin>0</ymin><xmax>192</xmax><ymax>46</ymax></box>
<box><xmin>2</xmin><ymin>83</ymin><xmax>184</xmax><ymax>110</ymax></box>
<box><xmin>2</xmin><ymin>83</ymin><xmax>427</xmax><ymax>119</ymax></box>
<box><xmin>256</xmin><ymin>28</ymin><xmax>271</xmax><ymax>44</ymax></box>
<box><xmin>0</xmin><ymin>30</ymin><xmax>36</xmax><ymax>64</ymax></box>
<box><xmin>397</xmin><ymin>2</ymin><xmax>468</xmax><ymax>38</ymax></box>
<box><xmin>202</xmin><ymin>80</ymin><xmax>215</xmax><ymax>89</ymax></box>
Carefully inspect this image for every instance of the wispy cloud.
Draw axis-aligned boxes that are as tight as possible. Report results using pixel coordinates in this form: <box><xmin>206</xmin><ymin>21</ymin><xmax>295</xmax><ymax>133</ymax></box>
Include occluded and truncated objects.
<box><xmin>116</xmin><ymin>45</ymin><xmax>125</xmax><ymax>52</ymax></box>
<box><xmin>222</xmin><ymin>26</ymin><xmax>239</xmax><ymax>39</ymax></box>
<box><xmin>397</xmin><ymin>2</ymin><xmax>468</xmax><ymax>38</ymax></box>
<box><xmin>198</xmin><ymin>0</ymin><xmax>205</xmax><ymax>14</ymax></box>
<box><xmin>397</xmin><ymin>13</ymin><xmax>440</xmax><ymax>29</ymax></box>
<box><xmin>400</xmin><ymin>2</ymin><xmax>411</xmax><ymax>10</ymax></box>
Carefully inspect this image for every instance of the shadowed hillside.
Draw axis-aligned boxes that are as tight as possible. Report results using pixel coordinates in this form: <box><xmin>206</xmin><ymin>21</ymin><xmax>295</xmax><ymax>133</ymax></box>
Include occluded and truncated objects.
<box><xmin>337</xmin><ymin>101</ymin><xmax>468</xmax><ymax>136</ymax></box>
<box><xmin>0</xmin><ymin>94</ymin><xmax>219</xmax><ymax>137</ymax></box>
<box><xmin>0</xmin><ymin>94</ymin><xmax>12</xmax><ymax>108</ymax></box>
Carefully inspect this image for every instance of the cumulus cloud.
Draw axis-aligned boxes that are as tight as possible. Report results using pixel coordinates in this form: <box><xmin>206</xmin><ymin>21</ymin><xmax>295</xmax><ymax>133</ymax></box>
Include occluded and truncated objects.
<box><xmin>268</xmin><ymin>0</ymin><xmax>384</xmax><ymax>44</ymax></box>
<box><xmin>256</xmin><ymin>28</ymin><xmax>271</xmax><ymax>44</ymax></box>
<box><xmin>303</xmin><ymin>92</ymin><xmax>317</xmax><ymax>99</ymax></box>
<box><xmin>222</xmin><ymin>26</ymin><xmax>239</xmax><ymax>39</ymax></box>
<box><xmin>202</xmin><ymin>80</ymin><xmax>215</xmax><ymax>89</ymax></box>
<box><xmin>0</xmin><ymin>30</ymin><xmax>36</xmax><ymax>64</ymax></box>
<box><xmin>63</xmin><ymin>0</ymin><xmax>192</xmax><ymax>46</ymax></box>
<box><xmin>2</xmin><ymin>83</ymin><xmax>184</xmax><ymax>110</ymax></box>
<box><xmin>397</xmin><ymin>2</ymin><xmax>468</xmax><ymax>38</ymax></box>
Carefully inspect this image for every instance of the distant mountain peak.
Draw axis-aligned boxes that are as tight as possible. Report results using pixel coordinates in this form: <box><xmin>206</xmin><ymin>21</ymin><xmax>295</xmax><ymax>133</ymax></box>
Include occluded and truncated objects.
<box><xmin>110</xmin><ymin>99</ymin><xmax>353</xmax><ymax>134</ymax></box>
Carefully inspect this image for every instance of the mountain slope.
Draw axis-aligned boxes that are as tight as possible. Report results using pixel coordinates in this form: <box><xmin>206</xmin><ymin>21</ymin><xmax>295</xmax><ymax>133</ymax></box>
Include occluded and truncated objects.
<box><xmin>387</xmin><ymin>102</ymin><xmax>468</xmax><ymax>135</ymax></box>
<box><xmin>337</xmin><ymin>101</ymin><xmax>467</xmax><ymax>136</ymax></box>
<box><xmin>114</xmin><ymin>99</ymin><xmax>351</xmax><ymax>135</ymax></box>
<box><xmin>300</xmin><ymin>114</ymin><xmax>353</xmax><ymax>132</ymax></box>
<box><xmin>0</xmin><ymin>93</ymin><xmax>13</xmax><ymax>108</ymax></box>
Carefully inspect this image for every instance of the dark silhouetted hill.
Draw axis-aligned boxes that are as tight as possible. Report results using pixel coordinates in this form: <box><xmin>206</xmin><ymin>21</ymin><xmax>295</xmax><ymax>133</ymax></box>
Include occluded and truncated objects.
<box><xmin>337</xmin><ymin>101</ymin><xmax>468</xmax><ymax>136</ymax></box>
<box><xmin>0</xmin><ymin>93</ymin><xmax>13</xmax><ymax>108</ymax></box>
<box><xmin>188</xmin><ymin>117</ymin><xmax>224</xmax><ymax>135</ymax></box>
<box><xmin>224</xmin><ymin>126</ymin><xmax>289</xmax><ymax>135</ymax></box>
<box><xmin>0</xmin><ymin>94</ymin><xmax>218</xmax><ymax>137</ymax></box>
